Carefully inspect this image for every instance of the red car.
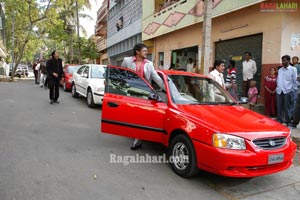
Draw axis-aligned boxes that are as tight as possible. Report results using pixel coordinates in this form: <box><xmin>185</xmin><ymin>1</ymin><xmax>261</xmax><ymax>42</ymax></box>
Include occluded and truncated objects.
<box><xmin>61</xmin><ymin>64</ymin><xmax>81</xmax><ymax>91</ymax></box>
<box><xmin>101</xmin><ymin>66</ymin><xmax>297</xmax><ymax>178</ymax></box>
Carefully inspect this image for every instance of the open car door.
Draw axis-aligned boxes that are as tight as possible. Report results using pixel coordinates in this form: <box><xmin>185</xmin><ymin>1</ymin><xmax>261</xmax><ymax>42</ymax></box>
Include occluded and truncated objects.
<box><xmin>101</xmin><ymin>66</ymin><xmax>168</xmax><ymax>143</ymax></box>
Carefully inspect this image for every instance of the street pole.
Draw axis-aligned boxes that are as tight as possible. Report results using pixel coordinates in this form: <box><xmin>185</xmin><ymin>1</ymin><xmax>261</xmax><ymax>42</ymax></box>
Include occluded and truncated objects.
<box><xmin>200</xmin><ymin>0</ymin><xmax>213</xmax><ymax>75</ymax></box>
<box><xmin>76</xmin><ymin>0</ymin><xmax>81</xmax><ymax>64</ymax></box>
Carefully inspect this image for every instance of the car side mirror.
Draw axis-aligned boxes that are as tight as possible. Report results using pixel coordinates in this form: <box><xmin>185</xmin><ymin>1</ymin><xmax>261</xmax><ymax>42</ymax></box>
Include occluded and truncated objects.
<box><xmin>148</xmin><ymin>91</ymin><xmax>162</xmax><ymax>102</ymax></box>
<box><xmin>82</xmin><ymin>73</ymin><xmax>88</xmax><ymax>78</ymax></box>
<box><xmin>238</xmin><ymin>97</ymin><xmax>249</xmax><ymax>104</ymax></box>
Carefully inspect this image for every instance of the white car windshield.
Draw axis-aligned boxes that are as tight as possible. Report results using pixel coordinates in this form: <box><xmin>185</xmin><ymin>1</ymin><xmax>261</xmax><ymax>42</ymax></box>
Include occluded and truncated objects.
<box><xmin>168</xmin><ymin>75</ymin><xmax>235</xmax><ymax>105</ymax></box>
<box><xmin>91</xmin><ymin>66</ymin><xmax>106</xmax><ymax>79</ymax></box>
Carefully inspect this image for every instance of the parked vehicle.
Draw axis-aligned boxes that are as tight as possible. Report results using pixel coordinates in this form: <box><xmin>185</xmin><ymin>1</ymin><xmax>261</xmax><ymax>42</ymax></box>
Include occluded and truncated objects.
<box><xmin>15</xmin><ymin>64</ymin><xmax>29</xmax><ymax>78</ymax></box>
<box><xmin>61</xmin><ymin>64</ymin><xmax>81</xmax><ymax>91</ymax></box>
<box><xmin>101</xmin><ymin>66</ymin><xmax>297</xmax><ymax>178</ymax></box>
<box><xmin>71</xmin><ymin>64</ymin><xmax>107</xmax><ymax>107</ymax></box>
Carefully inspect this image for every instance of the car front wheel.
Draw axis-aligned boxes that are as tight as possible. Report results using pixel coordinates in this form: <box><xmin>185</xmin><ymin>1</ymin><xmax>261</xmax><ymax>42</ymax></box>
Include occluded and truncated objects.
<box><xmin>168</xmin><ymin>134</ymin><xmax>198</xmax><ymax>178</ymax></box>
<box><xmin>87</xmin><ymin>89</ymin><xmax>96</xmax><ymax>108</ymax></box>
<box><xmin>72</xmin><ymin>83</ymin><xmax>79</xmax><ymax>98</ymax></box>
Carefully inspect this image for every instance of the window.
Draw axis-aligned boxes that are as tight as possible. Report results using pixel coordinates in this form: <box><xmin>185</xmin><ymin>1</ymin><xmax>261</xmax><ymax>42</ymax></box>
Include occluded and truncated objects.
<box><xmin>106</xmin><ymin>67</ymin><xmax>152</xmax><ymax>99</ymax></box>
<box><xmin>116</xmin><ymin>16</ymin><xmax>123</xmax><ymax>31</ymax></box>
<box><xmin>67</xmin><ymin>66</ymin><xmax>81</xmax><ymax>74</ymax></box>
<box><xmin>83</xmin><ymin>66</ymin><xmax>89</xmax><ymax>77</ymax></box>
<box><xmin>168</xmin><ymin>75</ymin><xmax>234</xmax><ymax>104</ymax></box>
<box><xmin>77</xmin><ymin>66</ymin><xmax>85</xmax><ymax>75</ymax></box>
<box><xmin>91</xmin><ymin>66</ymin><xmax>106</xmax><ymax>79</ymax></box>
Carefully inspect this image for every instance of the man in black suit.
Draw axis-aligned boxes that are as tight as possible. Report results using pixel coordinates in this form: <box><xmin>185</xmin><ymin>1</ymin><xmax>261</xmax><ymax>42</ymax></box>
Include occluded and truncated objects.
<box><xmin>46</xmin><ymin>50</ymin><xmax>63</xmax><ymax>104</ymax></box>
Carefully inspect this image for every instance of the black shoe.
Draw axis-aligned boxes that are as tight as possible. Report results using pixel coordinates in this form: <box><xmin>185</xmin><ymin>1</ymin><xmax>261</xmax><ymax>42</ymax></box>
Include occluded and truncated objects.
<box><xmin>54</xmin><ymin>100</ymin><xmax>59</xmax><ymax>104</ymax></box>
<box><xmin>50</xmin><ymin>100</ymin><xmax>54</xmax><ymax>104</ymax></box>
<box><xmin>130</xmin><ymin>143</ymin><xmax>142</xmax><ymax>150</ymax></box>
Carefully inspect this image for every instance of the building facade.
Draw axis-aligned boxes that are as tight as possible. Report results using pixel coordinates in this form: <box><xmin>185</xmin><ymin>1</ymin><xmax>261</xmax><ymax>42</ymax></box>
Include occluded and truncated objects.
<box><xmin>95</xmin><ymin>0</ymin><xmax>109</xmax><ymax>65</ymax></box>
<box><xmin>107</xmin><ymin>0</ymin><xmax>143</xmax><ymax>66</ymax></box>
<box><xmin>142</xmin><ymin>0</ymin><xmax>300</xmax><ymax>98</ymax></box>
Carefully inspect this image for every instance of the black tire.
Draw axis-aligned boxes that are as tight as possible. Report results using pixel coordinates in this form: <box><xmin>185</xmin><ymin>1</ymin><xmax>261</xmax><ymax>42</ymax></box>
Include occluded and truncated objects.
<box><xmin>63</xmin><ymin>82</ymin><xmax>67</xmax><ymax>91</ymax></box>
<box><xmin>168</xmin><ymin>134</ymin><xmax>198</xmax><ymax>178</ymax></box>
<box><xmin>71</xmin><ymin>83</ymin><xmax>79</xmax><ymax>98</ymax></box>
<box><xmin>87</xmin><ymin>89</ymin><xmax>96</xmax><ymax>108</ymax></box>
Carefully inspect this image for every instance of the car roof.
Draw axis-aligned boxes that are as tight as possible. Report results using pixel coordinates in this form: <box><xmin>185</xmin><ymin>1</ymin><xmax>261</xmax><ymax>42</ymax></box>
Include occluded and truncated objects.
<box><xmin>64</xmin><ymin>64</ymin><xmax>81</xmax><ymax>67</ymax></box>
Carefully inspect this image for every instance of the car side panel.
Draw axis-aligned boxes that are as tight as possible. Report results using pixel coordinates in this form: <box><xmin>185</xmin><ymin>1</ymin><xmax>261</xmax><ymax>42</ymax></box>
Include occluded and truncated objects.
<box><xmin>101</xmin><ymin>93</ymin><xmax>168</xmax><ymax>143</ymax></box>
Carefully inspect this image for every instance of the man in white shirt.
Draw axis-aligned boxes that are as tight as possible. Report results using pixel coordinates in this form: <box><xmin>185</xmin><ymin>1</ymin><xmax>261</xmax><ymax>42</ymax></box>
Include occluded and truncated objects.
<box><xmin>122</xmin><ymin>43</ymin><xmax>165</xmax><ymax>150</ymax></box>
<box><xmin>186</xmin><ymin>58</ymin><xmax>194</xmax><ymax>72</ymax></box>
<box><xmin>209</xmin><ymin>60</ymin><xmax>225</xmax><ymax>88</ymax></box>
<box><xmin>242</xmin><ymin>52</ymin><xmax>257</xmax><ymax>96</ymax></box>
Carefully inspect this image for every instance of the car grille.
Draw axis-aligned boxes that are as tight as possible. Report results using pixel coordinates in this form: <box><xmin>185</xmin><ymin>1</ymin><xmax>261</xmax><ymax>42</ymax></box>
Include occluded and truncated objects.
<box><xmin>252</xmin><ymin>137</ymin><xmax>287</xmax><ymax>150</ymax></box>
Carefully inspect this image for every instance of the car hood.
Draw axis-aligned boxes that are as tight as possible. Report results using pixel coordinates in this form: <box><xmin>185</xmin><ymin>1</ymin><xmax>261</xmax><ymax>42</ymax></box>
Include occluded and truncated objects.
<box><xmin>176</xmin><ymin>105</ymin><xmax>290</xmax><ymax>139</ymax></box>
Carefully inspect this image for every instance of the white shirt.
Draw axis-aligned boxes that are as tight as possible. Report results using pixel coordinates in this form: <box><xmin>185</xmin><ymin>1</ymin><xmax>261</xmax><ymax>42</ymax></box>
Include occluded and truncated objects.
<box><xmin>186</xmin><ymin>63</ymin><xmax>194</xmax><ymax>72</ymax></box>
<box><xmin>209</xmin><ymin>69</ymin><xmax>225</xmax><ymax>88</ymax></box>
<box><xmin>242</xmin><ymin>59</ymin><xmax>257</xmax><ymax>81</ymax></box>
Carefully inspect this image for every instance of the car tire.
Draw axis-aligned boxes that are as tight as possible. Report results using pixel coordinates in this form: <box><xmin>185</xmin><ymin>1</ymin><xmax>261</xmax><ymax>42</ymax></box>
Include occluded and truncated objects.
<box><xmin>72</xmin><ymin>83</ymin><xmax>79</xmax><ymax>98</ymax></box>
<box><xmin>63</xmin><ymin>82</ymin><xmax>67</xmax><ymax>91</ymax></box>
<box><xmin>87</xmin><ymin>89</ymin><xmax>96</xmax><ymax>108</ymax></box>
<box><xmin>168</xmin><ymin>134</ymin><xmax>198</xmax><ymax>178</ymax></box>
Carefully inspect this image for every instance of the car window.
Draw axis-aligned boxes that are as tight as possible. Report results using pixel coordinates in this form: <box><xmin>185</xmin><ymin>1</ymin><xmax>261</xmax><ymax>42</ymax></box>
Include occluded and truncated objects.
<box><xmin>168</xmin><ymin>75</ymin><xmax>234</xmax><ymax>105</ymax></box>
<box><xmin>91</xmin><ymin>66</ymin><xmax>106</xmax><ymax>79</ymax></box>
<box><xmin>67</xmin><ymin>66</ymin><xmax>81</xmax><ymax>73</ymax></box>
<box><xmin>83</xmin><ymin>66</ymin><xmax>89</xmax><ymax>76</ymax></box>
<box><xmin>77</xmin><ymin>66</ymin><xmax>85</xmax><ymax>75</ymax></box>
<box><xmin>106</xmin><ymin>67</ymin><xmax>152</xmax><ymax>99</ymax></box>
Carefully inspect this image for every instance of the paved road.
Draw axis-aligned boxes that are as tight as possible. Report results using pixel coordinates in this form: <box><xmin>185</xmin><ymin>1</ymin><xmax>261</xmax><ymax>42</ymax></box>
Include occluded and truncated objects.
<box><xmin>0</xmin><ymin>80</ymin><xmax>299</xmax><ymax>200</ymax></box>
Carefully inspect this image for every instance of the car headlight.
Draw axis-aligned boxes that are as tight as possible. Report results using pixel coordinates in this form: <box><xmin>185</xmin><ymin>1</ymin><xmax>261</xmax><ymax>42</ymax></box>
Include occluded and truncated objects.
<box><xmin>97</xmin><ymin>87</ymin><xmax>104</xmax><ymax>93</ymax></box>
<box><xmin>213</xmin><ymin>133</ymin><xmax>246</xmax><ymax>150</ymax></box>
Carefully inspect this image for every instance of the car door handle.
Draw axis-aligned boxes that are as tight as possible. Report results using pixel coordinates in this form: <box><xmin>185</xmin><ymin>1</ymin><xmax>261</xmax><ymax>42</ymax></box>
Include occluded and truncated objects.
<box><xmin>107</xmin><ymin>102</ymin><xmax>119</xmax><ymax>108</ymax></box>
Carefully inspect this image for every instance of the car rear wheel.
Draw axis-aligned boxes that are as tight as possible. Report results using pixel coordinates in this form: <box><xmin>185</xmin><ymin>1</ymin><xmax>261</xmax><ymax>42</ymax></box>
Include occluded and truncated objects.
<box><xmin>72</xmin><ymin>83</ymin><xmax>79</xmax><ymax>98</ymax></box>
<box><xmin>168</xmin><ymin>134</ymin><xmax>198</xmax><ymax>178</ymax></box>
<box><xmin>63</xmin><ymin>82</ymin><xmax>67</xmax><ymax>91</ymax></box>
<box><xmin>87</xmin><ymin>89</ymin><xmax>96</xmax><ymax>108</ymax></box>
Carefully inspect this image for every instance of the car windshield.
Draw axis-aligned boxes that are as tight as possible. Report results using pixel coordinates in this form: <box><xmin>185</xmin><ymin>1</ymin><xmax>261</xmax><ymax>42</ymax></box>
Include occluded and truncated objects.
<box><xmin>91</xmin><ymin>65</ymin><xmax>106</xmax><ymax>79</ymax></box>
<box><xmin>67</xmin><ymin>65</ymin><xmax>81</xmax><ymax>74</ymax></box>
<box><xmin>168</xmin><ymin>74</ymin><xmax>235</xmax><ymax>105</ymax></box>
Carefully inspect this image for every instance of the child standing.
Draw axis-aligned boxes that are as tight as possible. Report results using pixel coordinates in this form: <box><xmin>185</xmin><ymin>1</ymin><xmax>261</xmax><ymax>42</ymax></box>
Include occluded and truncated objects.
<box><xmin>264</xmin><ymin>67</ymin><xmax>277</xmax><ymax>117</ymax></box>
<box><xmin>248</xmin><ymin>80</ymin><xmax>258</xmax><ymax>110</ymax></box>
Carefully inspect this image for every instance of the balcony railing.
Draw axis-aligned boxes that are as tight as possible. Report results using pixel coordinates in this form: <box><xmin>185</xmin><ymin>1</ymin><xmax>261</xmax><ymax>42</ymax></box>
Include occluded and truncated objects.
<box><xmin>96</xmin><ymin>38</ymin><xmax>107</xmax><ymax>52</ymax></box>
<box><xmin>143</xmin><ymin>0</ymin><xmax>194</xmax><ymax>40</ymax></box>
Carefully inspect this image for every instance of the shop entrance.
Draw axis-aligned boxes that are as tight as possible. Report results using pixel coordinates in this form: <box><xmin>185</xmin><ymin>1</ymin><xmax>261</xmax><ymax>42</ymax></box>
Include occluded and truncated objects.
<box><xmin>215</xmin><ymin>33</ymin><xmax>263</xmax><ymax>97</ymax></box>
<box><xmin>171</xmin><ymin>46</ymin><xmax>198</xmax><ymax>71</ymax></box>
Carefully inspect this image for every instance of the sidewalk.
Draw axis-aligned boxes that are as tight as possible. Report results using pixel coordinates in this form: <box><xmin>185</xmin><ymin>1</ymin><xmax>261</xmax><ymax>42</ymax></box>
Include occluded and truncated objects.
<box><xmin>291</xmin><ymin>127</ymin><xmax>300</xmax><ymax>148</ymax></box>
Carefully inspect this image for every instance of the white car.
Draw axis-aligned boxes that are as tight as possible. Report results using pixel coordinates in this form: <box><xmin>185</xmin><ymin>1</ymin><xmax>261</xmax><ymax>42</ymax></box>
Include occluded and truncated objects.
<box><xmin>71</xmin><ymin>64</ymin><xmax>107</xmax><ymax>107</ymax></box>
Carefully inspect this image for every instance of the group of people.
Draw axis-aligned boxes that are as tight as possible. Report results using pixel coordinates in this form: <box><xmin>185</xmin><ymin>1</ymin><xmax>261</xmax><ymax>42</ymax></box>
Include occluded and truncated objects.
<box><xmin>266</xmin><ymin>55</ymin><xmax>300</xmax><ymax>128</ymax></box>
<box><xmin>209</xmin><ymin>52</ymin><xmax>258</xmax><ymax>109</ymax></box>
<box><xmin>166</xmin><ymin>58</ymin><xmax>197</xmax><ymax>72</ymax></box>
<box><xmin>209</xmin><ymin>53</ymin><xmax>300</xmax><ymax>129</ymax></box>
<box><xmin>33</xmin><ymin>50</ymin><xmax>64</xmax><ymax>105</ymax></box>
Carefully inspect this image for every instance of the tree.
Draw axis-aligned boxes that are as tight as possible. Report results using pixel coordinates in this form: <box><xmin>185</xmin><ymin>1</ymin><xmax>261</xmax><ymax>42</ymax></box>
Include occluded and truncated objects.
<box><xmin>73</xmin><ymin>37</ymin><xmax>98</xmax><ymax>63</ymax></box>
<box><xmin>5</xmin><ymin>0</ymin><xmax>94</xmax><ymax>80</ymax></box>
<box><xmin>4</xmin><ymin>0</ymin><xmax>54</xmax><ymax>80</ymax></box>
